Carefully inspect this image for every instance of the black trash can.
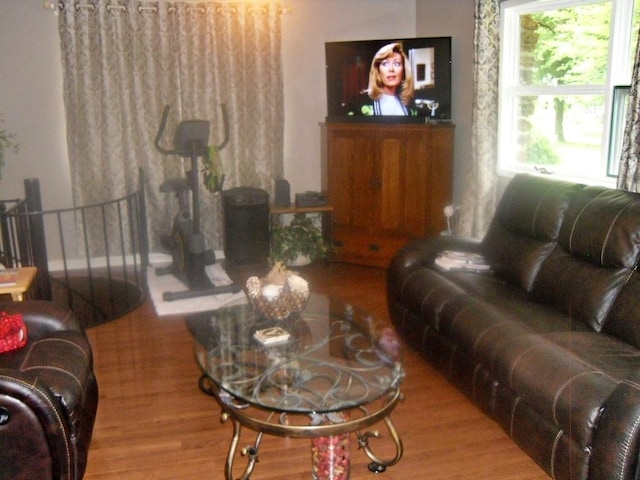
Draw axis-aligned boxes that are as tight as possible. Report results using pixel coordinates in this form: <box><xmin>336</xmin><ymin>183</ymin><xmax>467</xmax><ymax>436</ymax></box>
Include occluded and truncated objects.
<box><xmin>222</xmin><ymin>187</ymin><xmax>270</xmax><ymax>265</ymax></box>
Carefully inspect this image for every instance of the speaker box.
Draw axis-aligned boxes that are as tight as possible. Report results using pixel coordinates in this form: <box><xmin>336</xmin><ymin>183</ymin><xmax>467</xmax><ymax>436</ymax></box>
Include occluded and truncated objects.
<box><xmin>222</xmin><ymin>187</ymin><xmax>270</xmax><ymax>265</ymax></box>
<box><xmin>275</xmin><ymin>179</ymin><xmax>291</xmax><ymax>207</ymax></box>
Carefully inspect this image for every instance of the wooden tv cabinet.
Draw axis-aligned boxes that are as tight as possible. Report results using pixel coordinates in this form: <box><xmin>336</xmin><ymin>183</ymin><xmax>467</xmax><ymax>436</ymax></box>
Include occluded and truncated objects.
<box><xmin>322</xmin><ymin>122</ymin><xmax>454</xmax><ymax>267</ymax></box>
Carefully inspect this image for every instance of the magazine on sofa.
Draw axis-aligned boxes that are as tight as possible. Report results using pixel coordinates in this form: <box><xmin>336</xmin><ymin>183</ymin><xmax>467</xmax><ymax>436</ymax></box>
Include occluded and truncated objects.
<box><xmin>434</xmin><ymin>250</ymin><xmax>491</xmax><ymax>272</ymax></box>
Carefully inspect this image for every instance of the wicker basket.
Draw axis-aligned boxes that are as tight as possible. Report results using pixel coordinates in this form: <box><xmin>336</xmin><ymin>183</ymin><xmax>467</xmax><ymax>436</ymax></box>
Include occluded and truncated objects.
<box><xmin>246</xmin><ymin>276</ymin><xmax>309</xmax><ymax>322</ymax></box>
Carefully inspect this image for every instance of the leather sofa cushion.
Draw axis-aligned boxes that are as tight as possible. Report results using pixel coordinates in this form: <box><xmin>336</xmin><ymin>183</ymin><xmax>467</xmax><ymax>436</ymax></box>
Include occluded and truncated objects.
<box><xmin>483</xmin><ymin>174</ymin><xmax>581</xmax><ymax>292</ymax></box>
<box><xmin>494</xmin><ymin>384</ymin><xmax>591</xmax><ymax>480</ymax></box>
<box><xmin>396</xmin><ymin>268</ymin><xmax>469</xmax><ymax>332</ymax></box>
<box><xmin>533</xmin><ymin>186</ymin><xmax>640</xmax><ymax>331</ymax></box>
<box><xmin>533</xmin><ymin>249</ymin><xmax>631</xmax><ymax>332</ymax></box>
<box><xmin>490</xmin><ymin>331</ymin><xmax>621</xmax><ymax>449</ymax></box>
<box><xmin>441</xmin><ymin>294</ymin><xmax>637</xmax><ymax>450</ymax></box>
<box><xmin>558</xmin><ymin>187</ymin><xmax>640</xmax><ymax>268</ymax></box>
<box><xmin>395</xmin><ymin>265</ymin><xmax>541</xmax><ymax>334</ymax></box>
<box><xmin>605</xmin><ymin>271</ymin><xmax>640</xmax><ymax>349</ymax></box>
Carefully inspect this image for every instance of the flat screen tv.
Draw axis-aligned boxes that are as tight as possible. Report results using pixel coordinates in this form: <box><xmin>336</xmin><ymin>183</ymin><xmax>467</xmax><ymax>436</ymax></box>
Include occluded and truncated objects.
<box><xmin>325</xmin><ymin>36</ymin><xmax>452</xmax><ymax>123</ymax></box>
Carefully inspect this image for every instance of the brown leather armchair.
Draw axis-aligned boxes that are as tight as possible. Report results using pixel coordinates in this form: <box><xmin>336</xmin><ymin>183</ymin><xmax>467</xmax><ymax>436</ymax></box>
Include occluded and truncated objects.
<box><xmin>0</xmin><ymin>301</ymin><xmax>98</xmax><ymax>480</ymax></box>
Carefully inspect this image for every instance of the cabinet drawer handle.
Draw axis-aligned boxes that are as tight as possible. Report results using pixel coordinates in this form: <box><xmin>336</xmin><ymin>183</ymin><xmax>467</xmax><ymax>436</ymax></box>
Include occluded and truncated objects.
<box><xmin>369</xmin><ymin>244</ymin><xmax>380</xmax><ymax>251</ymax></box>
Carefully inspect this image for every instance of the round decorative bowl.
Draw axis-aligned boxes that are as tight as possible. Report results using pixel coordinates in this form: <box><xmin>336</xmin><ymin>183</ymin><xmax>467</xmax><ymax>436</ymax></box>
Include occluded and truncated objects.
<box><xmin>245</xmin><ymin>264</ymin><xmax>310</xmax><ymax>322</ymax></box>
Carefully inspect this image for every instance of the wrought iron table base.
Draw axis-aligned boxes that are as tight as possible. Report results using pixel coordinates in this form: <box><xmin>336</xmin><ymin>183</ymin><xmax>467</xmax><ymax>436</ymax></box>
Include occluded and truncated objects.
<box><xmin>199</xmin><ymin>374</ymin><xmax>403</xmax><ymax>479</ymax></box>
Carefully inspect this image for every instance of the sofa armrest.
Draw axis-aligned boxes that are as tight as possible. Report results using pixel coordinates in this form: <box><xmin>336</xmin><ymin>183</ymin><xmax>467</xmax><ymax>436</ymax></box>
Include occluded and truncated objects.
<box><xmin>589</xmin><ymin>382</ymin><xmax>640</xmax><ymax>480</ymax></box>
<box><xmin>388</xmin><ymin>236</ymin><xmax>483</xmax><ymax>290</ymax></box>
<box><xmin>0</xmin><ymin>369</ymin><xmax>75</xmax><ymax>480</ymax></box>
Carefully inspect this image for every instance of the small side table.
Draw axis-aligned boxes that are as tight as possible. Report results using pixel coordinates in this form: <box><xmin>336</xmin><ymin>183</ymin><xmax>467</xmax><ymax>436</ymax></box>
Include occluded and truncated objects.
<box><xmin>269</xmin><ymin>204</ymin><xmax>333</xmax><ymax>246</ymax></box>
<box><xmin>0</xmin><ymin>267</ymin><xmax>37</xmax><ymax>301</ymax></box>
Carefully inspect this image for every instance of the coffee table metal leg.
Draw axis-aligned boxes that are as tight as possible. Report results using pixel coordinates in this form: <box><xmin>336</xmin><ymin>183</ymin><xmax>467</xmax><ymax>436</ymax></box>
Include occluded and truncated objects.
<box><xmin>200</xmin><ymin>373</ymin><xmax>404</xmax><ymax>478</ymax></box>
<box><xmin>356</xmin><ymin>414</ymin><xmax>403</xmax><ymax>472</ymax></box>
<box><xmin>222</xmin><ymin>413</ymin><xmax>263</xmax><ymax>480</ymax></box>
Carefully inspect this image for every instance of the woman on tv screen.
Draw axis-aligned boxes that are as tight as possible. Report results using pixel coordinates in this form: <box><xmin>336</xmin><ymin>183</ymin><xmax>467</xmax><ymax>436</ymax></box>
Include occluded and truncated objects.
<box><xmin>347</xmin><ymin>42</ymin><xmax>418</xmax><ymax>117</ymax></box>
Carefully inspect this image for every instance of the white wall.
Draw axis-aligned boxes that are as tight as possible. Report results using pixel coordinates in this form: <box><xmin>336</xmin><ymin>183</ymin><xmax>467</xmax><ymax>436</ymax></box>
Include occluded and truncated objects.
<box><xmin>0</xmin><ymin>0</ymin><xmax>72</xmax><ymax>209</ymax></box>
<box><xmin>0</xmin><ymin>0</ymin><xmax>473</xmax><ymax>215</ymax></box>
<box><xmin>416</xmin><ymin>0</ymin><xmax>475</xmax><ymax>204</ymax></box>
<box><xmin>282</xmin><ymin>0</ymin><xmax>417</xmax><ymax>194</ymax></box>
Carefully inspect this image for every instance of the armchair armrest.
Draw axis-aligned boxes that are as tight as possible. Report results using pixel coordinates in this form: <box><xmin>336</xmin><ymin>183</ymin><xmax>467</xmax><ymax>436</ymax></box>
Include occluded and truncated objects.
<box><xmin>0</xmin><ymin>369</ymin><xmax>74</xmax><ymax>480</ymax></box>
<box><xmin>1</xmin><ymin>300</ymin><xmax>84</xmax><ymax>339</ymax></box>
<box><xmin>0</xmin><ymin>301</ymin><xmax>98</xmax><ymax>480</ymax></box>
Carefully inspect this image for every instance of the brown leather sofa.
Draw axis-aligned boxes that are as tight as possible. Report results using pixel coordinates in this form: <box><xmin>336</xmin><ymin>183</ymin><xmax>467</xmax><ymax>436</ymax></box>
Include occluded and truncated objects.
<box><xmin>0</xmin><ymin>300</ymin><xmax>98</xmax><ymax>480</ymax></box>
<box><xmin>388</xmin><ymin>173</ymin><xmax>640</xmax><ymax>480</ymax></box>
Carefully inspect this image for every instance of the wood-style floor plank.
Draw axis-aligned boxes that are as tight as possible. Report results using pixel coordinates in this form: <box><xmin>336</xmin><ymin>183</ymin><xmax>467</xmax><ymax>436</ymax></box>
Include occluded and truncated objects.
<box><xmin>84</xmin><ymin>263</ymin><xmax>548</xmax><ymax>479</ymax></box>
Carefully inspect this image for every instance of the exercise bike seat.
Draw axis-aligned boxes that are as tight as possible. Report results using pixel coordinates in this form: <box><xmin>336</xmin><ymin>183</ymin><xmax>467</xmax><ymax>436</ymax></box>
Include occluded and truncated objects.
<box><xmin>160</xmin><ymin>177</ymin><xmax>190</xmax><ymax>194</ymax></box>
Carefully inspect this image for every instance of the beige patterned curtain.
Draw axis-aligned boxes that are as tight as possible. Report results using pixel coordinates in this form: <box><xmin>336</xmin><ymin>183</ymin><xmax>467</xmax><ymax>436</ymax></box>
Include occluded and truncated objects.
<box><xmin>617</xmin><ymin>27</ymin><xmax>640</xmax><ymax>192</ymax></box>
<box><xmin>58</xmin><ymin>1</ymin><xmax>284</xmax><ymax>251</ymax></box>
<box><xmin>457</xmin><ymin>0</ymin><xmax>501</xmax><ymax>239</ymax></box>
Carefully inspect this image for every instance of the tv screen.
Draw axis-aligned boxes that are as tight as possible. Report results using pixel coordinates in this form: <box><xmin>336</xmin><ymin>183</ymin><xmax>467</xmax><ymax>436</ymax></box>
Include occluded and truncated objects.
<box><xmin>325</xmin><ymin>36</ymin><xmax>452</xmax><ymax>123</ymax></box>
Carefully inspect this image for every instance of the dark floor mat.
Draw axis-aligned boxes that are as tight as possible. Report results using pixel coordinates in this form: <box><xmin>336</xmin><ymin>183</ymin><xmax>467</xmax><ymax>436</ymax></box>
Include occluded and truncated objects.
<box><xmin>51</xmin><ymin>276</ymin><xmax>145</xmax><ymax>328</ymax></box>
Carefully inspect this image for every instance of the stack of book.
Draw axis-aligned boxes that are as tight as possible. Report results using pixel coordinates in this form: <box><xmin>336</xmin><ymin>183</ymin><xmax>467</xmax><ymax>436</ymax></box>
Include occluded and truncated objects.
<box><xmin>0</xmin><ymin>268</ymin><xmax>18</xmax><ymax>287</ymax></box>
<box><xmin>434</xmin><ymin>250</ymin><xmax>491</xmax><ymax>272</ymax></box>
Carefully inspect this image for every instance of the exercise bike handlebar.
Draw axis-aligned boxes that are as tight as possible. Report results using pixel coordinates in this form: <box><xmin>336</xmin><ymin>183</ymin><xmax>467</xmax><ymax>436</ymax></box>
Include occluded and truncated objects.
<box><xmin>154</xmin><ymin>105</ymin><xmax>173</xmax><ymax>155</ymax></box>
<box><xmin>154</xmin><ymin>104</ymin><xmax>230</xmax><ymax>155</ymax></box>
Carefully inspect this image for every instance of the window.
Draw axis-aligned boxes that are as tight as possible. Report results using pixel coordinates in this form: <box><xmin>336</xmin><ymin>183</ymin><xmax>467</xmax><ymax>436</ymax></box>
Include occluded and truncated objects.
<box><xmin>498</xmin><ymin>0</ymin><xmax>640</xmax><ymax>185</ymax></box>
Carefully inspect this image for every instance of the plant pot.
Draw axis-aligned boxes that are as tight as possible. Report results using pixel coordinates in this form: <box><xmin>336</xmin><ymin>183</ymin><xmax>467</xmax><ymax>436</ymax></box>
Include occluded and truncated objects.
<box><xmin>270</xmin><ymin>213</ymin><xmax>329</xmax><ymax>266</ymax></box>
<box><xmin>287</xmin><ymin>254</ymin><xmax>312</xmax><ymax>267</ymax></box>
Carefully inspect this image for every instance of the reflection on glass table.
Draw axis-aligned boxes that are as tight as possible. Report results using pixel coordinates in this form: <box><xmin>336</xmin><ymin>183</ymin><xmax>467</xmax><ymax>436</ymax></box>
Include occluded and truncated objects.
<box><xmin>187</xmin><ymin>293</ymin><xmax>404</xmax><ymax>480</ymax></box>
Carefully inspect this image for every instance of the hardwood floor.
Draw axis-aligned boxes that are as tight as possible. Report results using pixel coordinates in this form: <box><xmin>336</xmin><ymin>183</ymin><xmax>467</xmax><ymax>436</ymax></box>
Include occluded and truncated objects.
<box><xmin>84</xmin><ymin>262</ymin><xmax>548</xmax><ymax>479</ymax></box>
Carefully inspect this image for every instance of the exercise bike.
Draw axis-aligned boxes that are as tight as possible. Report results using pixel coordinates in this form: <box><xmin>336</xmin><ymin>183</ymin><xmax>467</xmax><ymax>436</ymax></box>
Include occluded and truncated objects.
<box><xmin>154</xmin><ymin>104</ymin><xmax>239</xmax><ymax>301</ymax></box>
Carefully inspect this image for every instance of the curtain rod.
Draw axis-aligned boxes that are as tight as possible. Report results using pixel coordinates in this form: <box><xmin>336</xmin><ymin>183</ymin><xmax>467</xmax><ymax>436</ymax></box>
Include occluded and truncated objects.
<box><xmin>42</xmin><ymin>2</ymin><xmax>292</xmax><ymax>16</ymax></box>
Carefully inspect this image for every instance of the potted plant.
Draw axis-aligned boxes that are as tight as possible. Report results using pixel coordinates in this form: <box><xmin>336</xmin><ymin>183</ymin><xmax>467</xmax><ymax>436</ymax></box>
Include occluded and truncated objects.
<box><xmin>270</xmin><ymin>213</ymin><xmax>331</xmax><ymax>266</ymax></box>
<box><xmin>0</xmin><ymin>115</ymin><xmax>19</xmax><ymax>180</ymax></box>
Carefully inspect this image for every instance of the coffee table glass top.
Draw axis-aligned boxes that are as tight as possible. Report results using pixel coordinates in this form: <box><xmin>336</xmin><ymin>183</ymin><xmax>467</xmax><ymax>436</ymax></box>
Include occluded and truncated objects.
<box><xmin>188</xmin><ymin>294</ymin><xmax>403</xmax><ymax>414</ymax></box>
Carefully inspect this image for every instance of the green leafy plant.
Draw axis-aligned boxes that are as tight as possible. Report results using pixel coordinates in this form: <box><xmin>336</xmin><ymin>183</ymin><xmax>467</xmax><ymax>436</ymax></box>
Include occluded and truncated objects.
<box><xmin>202</xmin><ymin>145</ymin><xmax>225</xmax><ymax>193</ymax></box>
<box><xmin>0</xmin><ymin>115</ymin><xmax>19</xmax><ymax>180</ymax></box>
<box><xmin>270</xmin><ymin>213</ymin><xmax>331</xmax><ymax>265</ymax></box>
<box><xmin>526</xmin><ymin>134</ymin><xmax>559</xmax><ymax>165</ymax></box>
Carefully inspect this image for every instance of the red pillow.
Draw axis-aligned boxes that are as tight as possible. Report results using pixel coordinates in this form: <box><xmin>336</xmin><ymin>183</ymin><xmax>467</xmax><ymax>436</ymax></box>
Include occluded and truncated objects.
<box><xmin>0</xmin><ymin>312</ymin><xmax>27</xmax><ymax>353</ymax></box>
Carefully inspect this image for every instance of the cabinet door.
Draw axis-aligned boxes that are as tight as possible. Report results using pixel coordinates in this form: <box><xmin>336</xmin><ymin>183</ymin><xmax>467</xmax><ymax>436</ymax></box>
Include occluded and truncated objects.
<box><xmin>324</xmin><ymin>123</ymin><xmax>454</xmax><ymax>267</ymax></box>
<box><xmin>375</xmin><ymin>128</ymin><xmax>430</xmax><ymax>238</ymax></box>
<box><xmin>421</xmin><ymin>126</ymin><xmax>454</xmax><ymax>237</ymax></box>
<box><xmin>326</xmin><ymin>128</ymin><xmax>376</xmax><ymax>234</ymax></box>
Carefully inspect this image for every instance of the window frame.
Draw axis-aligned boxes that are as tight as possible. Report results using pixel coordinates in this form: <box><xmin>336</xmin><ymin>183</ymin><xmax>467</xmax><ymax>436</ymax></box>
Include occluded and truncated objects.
<box><xmin>607</xmin><ymin>85</ymin><xmax>631</xmax><ymax>177</ymax></box>
<box><xmin>497</xmin><ymin>0</ymin><xmax>637</xmax><ymax>185</ymax></box>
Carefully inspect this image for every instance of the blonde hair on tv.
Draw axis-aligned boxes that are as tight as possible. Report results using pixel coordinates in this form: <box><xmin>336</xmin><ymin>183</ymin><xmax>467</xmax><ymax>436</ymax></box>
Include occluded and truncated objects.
<box><xmin>367</xmin><ymin>42</ymin><xmax>414</xmax><ymax>105</ymax></box>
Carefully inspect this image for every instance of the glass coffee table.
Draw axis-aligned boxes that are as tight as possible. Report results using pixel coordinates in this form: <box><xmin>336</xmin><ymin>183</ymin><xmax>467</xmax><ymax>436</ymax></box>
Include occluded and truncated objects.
<box><xmin>187</xmin><ymin>293</ymin><xmax>404</xmax><ymax>480</ymax></box>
